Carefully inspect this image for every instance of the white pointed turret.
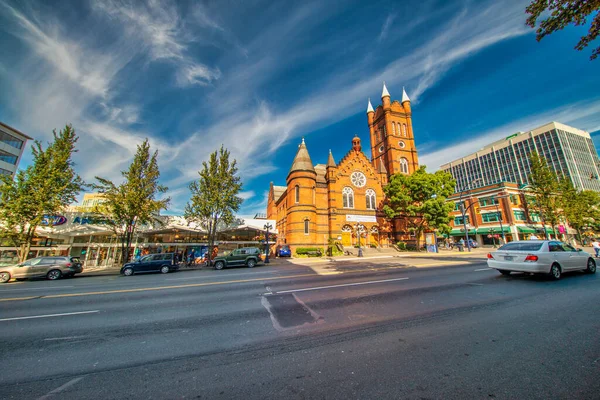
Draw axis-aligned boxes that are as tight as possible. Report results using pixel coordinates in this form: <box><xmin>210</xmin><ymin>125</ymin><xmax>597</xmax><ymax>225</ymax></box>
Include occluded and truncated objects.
<box><xmin>402</xmin><ymin>86</ymin><xmax>410</xmax><ymax>103</ymax></box>
<box><xmin>366</xmin><ymin>98</ymin><xmax>374</xmax><ymax>113</ymax></box>
<box><xmin>382</xmin><ymin>82</ymin><xmax>390</xmax><ymax>98</ymax></box>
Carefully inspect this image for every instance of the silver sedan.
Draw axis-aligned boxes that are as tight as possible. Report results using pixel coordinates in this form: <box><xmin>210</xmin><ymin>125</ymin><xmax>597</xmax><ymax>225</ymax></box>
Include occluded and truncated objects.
<box><xmin>487</xmin><ymin>240</ymin><xmax>596</xmax><ymax>280</ymax></box>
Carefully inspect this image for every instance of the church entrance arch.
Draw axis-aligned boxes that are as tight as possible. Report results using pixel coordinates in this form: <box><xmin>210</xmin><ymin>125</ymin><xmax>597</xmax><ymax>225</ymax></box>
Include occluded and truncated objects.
<box><xmin>341</xmin><ymin>225</ymin><xmax>352</xmax><ymax>246</ymax></box>
<box><xmin>369</xmin><ymin>226</ymin><xmax>379</xmax><ymax>247</ymax></box>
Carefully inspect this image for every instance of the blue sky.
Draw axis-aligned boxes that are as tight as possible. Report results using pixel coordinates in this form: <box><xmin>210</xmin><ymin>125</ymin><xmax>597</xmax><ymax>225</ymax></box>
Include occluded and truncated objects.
<box><xmin>0</xmin><ymin>0</ymin><xmax>599</xmax><ymax>217</ymax></box>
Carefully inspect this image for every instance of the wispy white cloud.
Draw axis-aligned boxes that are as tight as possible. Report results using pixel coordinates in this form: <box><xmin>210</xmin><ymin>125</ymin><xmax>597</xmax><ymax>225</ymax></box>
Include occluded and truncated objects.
<box><xmin>94</xmin><ymin>0</ymin><xmax>221</xmax><ymax>86</ymax></box>
<box><xmin>419</xmin><ymin>98</ymin><xmax>600</xmax><ymax>171</ymax></box>
<box><xmin>378</xmin><ymin>14</ymin><xmax>395</xmax><ymax>42</ymax></box>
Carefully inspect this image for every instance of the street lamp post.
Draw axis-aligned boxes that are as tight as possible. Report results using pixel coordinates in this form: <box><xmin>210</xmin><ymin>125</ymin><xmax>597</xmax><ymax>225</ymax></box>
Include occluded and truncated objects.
<box><xmin>355</xmin><ymin>223</ymin><xmax>364</xmax><ymax>257</ymax></box>
<box><xmin>493</xmin><ymin>195</ymin><xmax>508</xmax><ymax>245</ymax></box>
<box><xmin>263</xmin><ymin>223</ymin><xmax>272</xmax><ymax>264</ymax></box>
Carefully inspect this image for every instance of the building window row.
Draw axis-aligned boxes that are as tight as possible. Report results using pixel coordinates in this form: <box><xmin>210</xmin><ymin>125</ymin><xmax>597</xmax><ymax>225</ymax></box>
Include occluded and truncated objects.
<box><xmin>342</xmin><ymin>187</ymin><xmax>377</xmax><ymax>210</ymax></box>
<box><xmin>481</xmin><ymin>212</ymin><xmax>500</xmax><ymax>223</ymax></box>
<box><xmin>0</xmin><ymin>132</ymin><xmax>24</xmax><ymax>150</ymax></box>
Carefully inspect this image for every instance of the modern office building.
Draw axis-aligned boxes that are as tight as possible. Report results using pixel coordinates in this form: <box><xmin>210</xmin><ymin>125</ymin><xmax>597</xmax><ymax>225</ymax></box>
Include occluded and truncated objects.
<box><xmin>0</xmin><ymin>121</ymin><xmax>32</xmax><ymax>178</ymax></box>
<box><xmin>440</xmin><ymin>122</ymin><xmax>600</xmax><ymax>193</ymax></box>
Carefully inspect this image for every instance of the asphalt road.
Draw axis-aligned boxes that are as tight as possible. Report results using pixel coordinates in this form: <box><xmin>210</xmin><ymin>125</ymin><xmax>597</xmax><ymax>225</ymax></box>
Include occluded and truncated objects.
<box><xmin>0</xmin><ymin>259</ymin><xmax>598</xmax><ymax>399</ymax></box>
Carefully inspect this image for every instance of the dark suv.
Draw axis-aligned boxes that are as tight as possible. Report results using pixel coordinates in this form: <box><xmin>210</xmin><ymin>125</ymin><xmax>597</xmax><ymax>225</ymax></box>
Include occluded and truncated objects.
<box><xmin>213</xmin><ymin>247</ymin><xmax>263</xmax><ymax>270</ymax></box>
<box><xmin>121</xmin><ymin>253</ymin><xmax>180</xmax><ymax>276</ymax></box>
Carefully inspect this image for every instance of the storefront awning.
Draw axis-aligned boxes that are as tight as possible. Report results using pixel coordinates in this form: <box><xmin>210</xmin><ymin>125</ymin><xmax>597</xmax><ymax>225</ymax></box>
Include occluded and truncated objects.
<box><xmin>449</xmin><ymin>228</ymin><xmax>476</xmax><ymax>236</ymax></box>
<box><xmin>517</xmin><ymin>226</ymin><xmax>556</xmax><ymax>234</ymax></box>
<box><xmin>476</xmin><ymin>227</ymin><xmax>510</xmax><ymax>235</ymax></box>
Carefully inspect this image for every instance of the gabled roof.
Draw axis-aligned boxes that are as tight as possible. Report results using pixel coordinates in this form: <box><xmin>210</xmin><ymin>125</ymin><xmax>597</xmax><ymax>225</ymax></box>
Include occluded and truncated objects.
<box><xmin>314</xmin><ymin>164</ymin><xmax>327</xmax><ymax>184</ymax></box>
<box><xmin>273</xmin><ymin>185</ymin><xmax>286</xmax><ymax>201</ymax></box>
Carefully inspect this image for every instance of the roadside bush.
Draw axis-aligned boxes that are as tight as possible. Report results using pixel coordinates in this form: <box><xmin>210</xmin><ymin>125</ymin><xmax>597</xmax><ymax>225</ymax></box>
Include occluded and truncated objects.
<box><xmin>295</xmin><ymin>247</ymin><xmax>323</xmax><ymax>257</ymax></box>
<box><xmin>396</xmin><ymin>241</ymin><xmax>407</xmax><ymax>251</ymax></box>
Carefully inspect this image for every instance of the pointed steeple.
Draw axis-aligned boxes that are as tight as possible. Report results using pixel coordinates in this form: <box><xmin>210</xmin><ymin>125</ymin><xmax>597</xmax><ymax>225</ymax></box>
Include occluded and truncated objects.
<box><xmin>366</xmin><ymin>98</ymin><xmax>374</xmax><ymax>113</ymax></box>
<box><xmin>381</xmin><ymin>82</ymin><xmax>390</xmax><ymax>98</ymax></box>
<box><xmin>402</xmin><ymin>86</ymin><xmax>410</xmax><ymax>103</ymax></box>
<box><xmin>327</xmin><ymin>149</ymin><xmax>336</xmax><ymax>167</ymax></box>
<box><xmin>378</xmin><ymin>157</ymin><xmax>388</xmax><ymax>174</ymax></box>
<box><xmin>288</xmin><ymin>137</ymin><xmax>315</xmax><ymax>176</ymax></box>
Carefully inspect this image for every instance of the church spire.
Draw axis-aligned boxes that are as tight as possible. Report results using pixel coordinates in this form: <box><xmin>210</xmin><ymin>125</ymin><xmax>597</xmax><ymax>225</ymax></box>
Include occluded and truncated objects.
<box><xmin>288</xmin><ymin>137</ymin><xmax>315</xmax><ymax>176</ymax></box>
<box><xmin>402</xmin><ymin>87</ymin><xmax>410</xmax><ymax>103</ymax></box>
<box><xmin>381</xmin><ymin>82</ymin><xmax>390</xmax><ymax>98</ymax></box>
<box><xmin>327</xmin><ymin>149</ymin><xmax>336</xmax><ymax>167</ymax></box>
<box><xmin>366</xmin><ymin>98</ymin><xmax>374</xmax><ymax>113</ymax></box>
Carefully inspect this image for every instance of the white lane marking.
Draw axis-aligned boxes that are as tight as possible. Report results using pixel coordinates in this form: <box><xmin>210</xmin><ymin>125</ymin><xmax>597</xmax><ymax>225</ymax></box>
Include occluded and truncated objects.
<box><xmin>44</xmin><ymin>336</ymin><xmax>87</xmax><ymax>341</ymax></box>
<box><xmin>38</xmin><ymin>377</ymin><xmax>84</xmax><ymax>400</ymax></box>
<box><xmin>331</xmin><ymin>255</ymin><xmax>395</xmax><ymax>262</ymax></box>
<box><xmin>474</xmin><ymin>268</ymin><xmax>493</xmax><ymax>272</ymax></box>
<box><xmin>166</xmin><ymin>270</ymin><xmax>284</xmax><ymax>281</ymax></box>
<box><xmin>266</xmin><ymin>277</ymin><xmax>409</xmax><ymax>295</ymax></box>
<box><xmin>0</xmin><ymin>310</ymin><xmax>99</xmax><ymax>322</ymax></box>
<box><xmin>467</xmin><ymin>283</ymin><xmax>484</xmax><ymax>286</ymax></box>
<box><xmin>0</xmin><ymin>286</ymin><xmax>75</xmax><ymax>292</ymax></box>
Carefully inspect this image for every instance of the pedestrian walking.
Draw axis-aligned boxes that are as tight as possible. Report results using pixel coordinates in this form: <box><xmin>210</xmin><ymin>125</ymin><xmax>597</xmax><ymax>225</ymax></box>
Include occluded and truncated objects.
<box><xmin>591</xmin><ymin>238</ymin><xmax>600</xmax><ymax>258</ymax></box>
<box><xmin>458</xmin><ymin>238</ymin><xmax>465</xmax><ymax>252</ymax></box>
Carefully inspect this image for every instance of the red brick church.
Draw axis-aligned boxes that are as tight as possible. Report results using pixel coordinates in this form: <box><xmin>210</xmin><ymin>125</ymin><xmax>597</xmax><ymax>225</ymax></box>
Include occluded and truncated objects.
<box><xmin>267</xmin><ymin>84</ymin><xmax>419</xmax><ymax>252</ymax></box>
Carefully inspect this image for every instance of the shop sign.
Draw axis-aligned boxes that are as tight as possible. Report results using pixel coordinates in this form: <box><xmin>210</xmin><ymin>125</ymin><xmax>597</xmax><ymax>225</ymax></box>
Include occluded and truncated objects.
<box><xmin>73</xmin><ymin>216</ymin><xmax>111</xmax><ymax>225</ymax></box>
<box><xmin>41</xmin><ymin>215</ymin><xmax>67</xmax><ymax>226</ymax></box>
<box><xmin>346</xmin><ymin>215</ymin><xmax>377</xmax><ymax>223</ymax></box>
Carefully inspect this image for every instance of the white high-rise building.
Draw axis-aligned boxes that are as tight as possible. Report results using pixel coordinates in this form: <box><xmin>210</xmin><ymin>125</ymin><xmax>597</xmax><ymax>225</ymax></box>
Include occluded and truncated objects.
<box><xmin>441</xmin><ymin>122</ymin><xmax>600</xmax><ymax>192</ymax></box>
<box><xmin>0</xmin><ymin>121</ymin><xmax>32</xmax><ymax>178</ymax></box>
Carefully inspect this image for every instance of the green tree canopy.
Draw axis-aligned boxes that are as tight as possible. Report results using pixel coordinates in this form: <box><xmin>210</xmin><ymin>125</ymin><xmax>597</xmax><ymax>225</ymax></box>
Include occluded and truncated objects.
<box><xmin>185</xmin><ymin>146</ymin><xmax>243</xmax><ymax>263</ymax></box>
<box><xmin>0</xmin><ymin>125</ymin><xmax>86</xmax><ymax>262</ymax></box>
<box><xmin>526</xmin><ymin>0</ymin><xmax>600</xmax><ymax>60</ymax></box>
<box><xmin>93</xmin><ymin>139</ymin><xmax>169</xmax><ymax>264</ymax></box>
<box><xmin>382</xmin><ymin>166</ymin><xmax>456</xmax><ymax>250</ymax></box>
<box><xmin>560</xmin><ymin>179</ymin><xmax>600</xmax><ymax>240</ymax></box>
<box><xmin>527</xmin><ymin>152</ymin><xmax>564</xmax><ymax>237</ymax></box>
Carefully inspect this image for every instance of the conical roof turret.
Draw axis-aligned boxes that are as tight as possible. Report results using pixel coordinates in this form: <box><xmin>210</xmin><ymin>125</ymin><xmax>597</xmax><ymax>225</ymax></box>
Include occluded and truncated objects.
<box><xmin>381</xmin><ymin>82</ymin><xmax>390</xmax><ymax>98</ymax></box>
<box><xmin>402</xmin><ymin>87</ymin><xmax>410</xmax><ymax>103</ymax></box>
<box><xmin>327</xmin><ymin>149</ymin><xmax>336</xmax><ymax>167</ymax></box>
<box><xmin>288</xmin><ymin>138</ymin><xmax>316</xmax><ymax>176</ymax></box>
<box><xmin>366</xmin><ymin>98</ymin><xmax>374</xmax><ymax>113</ymax></box>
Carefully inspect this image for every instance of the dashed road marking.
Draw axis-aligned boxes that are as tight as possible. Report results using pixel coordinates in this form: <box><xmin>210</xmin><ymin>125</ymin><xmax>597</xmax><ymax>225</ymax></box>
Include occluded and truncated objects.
<box><xmin>0</xmin><ymin>310</ymin><xmax>100</xmax><ymax>322</ymax></box>
<box><xmin>265</xmin><ymin>276</ymin><xmax>409</xmax><ymax>295</ymax></box>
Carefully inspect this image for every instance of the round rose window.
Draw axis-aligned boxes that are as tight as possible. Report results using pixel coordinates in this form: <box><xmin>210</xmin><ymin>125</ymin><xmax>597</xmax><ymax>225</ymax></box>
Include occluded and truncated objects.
<box><xmin>350</xmin><ymin>171</ymin><xmax>366</xmax><ymax>187</ymax></box>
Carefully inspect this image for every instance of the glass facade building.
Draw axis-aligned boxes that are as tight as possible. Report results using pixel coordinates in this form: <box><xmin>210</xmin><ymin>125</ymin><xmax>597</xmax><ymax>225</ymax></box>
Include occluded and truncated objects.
<box><xmin>0</xmin><ymin>121</ymin><xmax>32</xmax><ymax>178</ymax></box>
<box><xmin>440</xmin><ymin>122</ymin><xmax>600</xmax><ymax>193</ymax></box>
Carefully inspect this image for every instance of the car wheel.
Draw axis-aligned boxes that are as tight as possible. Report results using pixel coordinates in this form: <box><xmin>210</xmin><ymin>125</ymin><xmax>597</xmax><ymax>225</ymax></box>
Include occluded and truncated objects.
<box><xmin>123</xmin><ymin>267</ymin><xmax>134</xmax><ymax>276</ymax></box>
<box><xmin>549</xmin><ymin>263</ymin><xmax>562</xmax><ymax>280</ymax></box>
<box><xmin>46</xmin><ymin>269</ymin><xmax>62</xmax><ymax>281</ymax></box>
<box><xmin>160</xmin><ymin>265</ymin><xmax>170</xmax><ymax>274</ymax></box>
<box><xmin>498</xmin><ymin>269</ymin><xmax>511</xmax><ymax>276</ymax></box>
<box><xmin>247</xmin><ymin>259</ymin><xmax>256</xmax><ymax>268</ymax></box>
<box><xmin>0</xmin><ymin>272</ymin><xmax>10</xmax><ymax>283</ymax></box>
<box><xmin>214</xmin><ymin>261</ymin><xmax>225</xmax><ymax>270</ymax></box>
<box><xmin>585</xmin><ymin>258</ymin><xmax>596</xmax><ymax>274</ymax></box>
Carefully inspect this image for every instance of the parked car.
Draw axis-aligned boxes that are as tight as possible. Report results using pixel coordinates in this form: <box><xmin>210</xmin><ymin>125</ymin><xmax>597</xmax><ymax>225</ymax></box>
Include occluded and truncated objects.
<box><xmin>120</xmin><ymin>253</ymin><xmax>180</xmax><ymax>276</ymax></box>
<box><xmin>276</xmin><ymin>244</ymin><xmax>292</xmax><ymax>257</ymax></box>
<box><xmin>0</xmin><ymin>256</ymin><xmax>83</xmax><ymax>283</ymax></box>
<box><xmin>213</xmin><ymin>247</ymin><xmax>263</xmax><ymax>270</ymax></box>
<box><xmin>487</xmin><ymin>240</ymin><xmax>596</xmax><ymax>280</ymax></box>
<box><xmin>468</xmin><ymin>239</ymin><xmax>478</xmax><ymax>248</ymax></box>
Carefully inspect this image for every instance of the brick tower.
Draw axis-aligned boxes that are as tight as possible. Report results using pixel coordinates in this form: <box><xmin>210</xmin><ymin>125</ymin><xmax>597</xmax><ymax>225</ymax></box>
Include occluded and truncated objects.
<box><xmin>367</xmin><ymin>83</ymin><xmax>419</xmax><ymax>178</ymax></box>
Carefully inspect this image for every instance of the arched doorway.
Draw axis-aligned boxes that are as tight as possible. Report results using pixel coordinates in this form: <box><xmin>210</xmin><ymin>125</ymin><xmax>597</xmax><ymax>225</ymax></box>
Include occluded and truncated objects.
<box><xmin>369</xmin><ymin>226</ymin><xmax>379</xmax><ymax>247</ymax></box>
<box><xmin>341</xmin><ymin>225</ymin><xmax>352</xmax><ymax>246</ymax></box>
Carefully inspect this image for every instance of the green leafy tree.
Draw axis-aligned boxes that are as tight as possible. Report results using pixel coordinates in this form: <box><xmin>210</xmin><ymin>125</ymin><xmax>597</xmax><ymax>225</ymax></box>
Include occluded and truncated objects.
<box><xmin>184</xmin><ymin>146</ymin><xmax>243</xmax><ymax>264</ymax></box>
<box><xmin>93</xmin><ymin>139</ymin><xmax>169</xmax><ymax>264</ymax></box>
<box><xmin>382</xmin><ymin>166</ymin><xmax>456</xmax><ymax>250</ymax></box>
<box><xmin>527</xmin><ymin>152</ymin><xmax>564</xmax><ymax>238</ymax></box>
<box><xmin>0</xmin><ymin>125</ymin><xmax>85</xmax><ymax>262</ymax></box>
<box><xmin>526</xmin><ymin>0</ymin><xmax>600</xmax><ymax>60</ymax></box>
<box><xmin>560</xmin><ymin>179</ymin><xmax>600</xmax><ymax>242</ymax></box>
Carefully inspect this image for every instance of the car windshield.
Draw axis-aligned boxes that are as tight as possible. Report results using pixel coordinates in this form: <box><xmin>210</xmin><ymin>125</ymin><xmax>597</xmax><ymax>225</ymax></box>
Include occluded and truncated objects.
<box><xmin>281</xmin><ymin>245</ymin><xmax>290</xmax><ymax>250</ymax></box>
<box><xmin>498</xmin><ymin>242</ymin><xmax>544</xmax><ymax>251</ymax></box>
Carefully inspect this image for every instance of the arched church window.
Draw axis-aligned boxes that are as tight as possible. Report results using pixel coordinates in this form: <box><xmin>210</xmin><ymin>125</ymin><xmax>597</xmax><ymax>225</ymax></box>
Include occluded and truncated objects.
<box><xmin>392</xmin><ymin>123</ymin><xmax>396</xmax><ymax>136</ymax></box>
<box><xmin>402</xmin><ymin>124</ymin><xmax>407</xmax><ymax>137</ymax></box>
<box><xmin>313</xmin><ymin>187</ymin><xmax>316</xmax><ymax>205</ymax></box>
<box><xmin>399</xmin><ymin>158</ymin><xmax>409</xmax><ymax>174</ymax></box>
<box><xmin>304</xmin><ymin>219</ymin><xmax>309</xmax><ymax>235</ymax></box>
<box><xmin>341</xmin><ymin>225</ymin><xmax>352</xmax><ymax>232</ymax></box>
<box><xmin>342</xmin><ymin>187</ymin><xmax>354</xmax><ymax>208</ymax></box>
<box><xmin>366</xmin><ymin>189</ymin><xmax>376</xmax><ymax>210</ymax></box>
<box><xmin>295</xmin><ymin>185</ymin><xmax>300</xmax><ymax>203</ymax></box>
